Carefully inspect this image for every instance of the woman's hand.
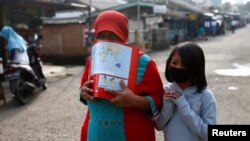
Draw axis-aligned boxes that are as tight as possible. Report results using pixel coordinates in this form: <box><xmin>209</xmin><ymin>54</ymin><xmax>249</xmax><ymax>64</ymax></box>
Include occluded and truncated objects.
<box><xmin>80</xmin><ymin>80</ymin><xmax>94</xmax><ymax>101</ymax></box>
<box><xmin>105</xmin><ymin>80</ymin><xmax>137</xmax><ymax>107</ymax></box>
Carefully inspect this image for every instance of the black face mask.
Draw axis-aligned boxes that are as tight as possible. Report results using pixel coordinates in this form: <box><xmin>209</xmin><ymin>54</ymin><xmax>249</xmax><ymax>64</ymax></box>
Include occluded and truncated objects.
<box><xmin>169</xmin><ymin>67</ymin><xmax>191</xmax><ymax>83</ymax></box>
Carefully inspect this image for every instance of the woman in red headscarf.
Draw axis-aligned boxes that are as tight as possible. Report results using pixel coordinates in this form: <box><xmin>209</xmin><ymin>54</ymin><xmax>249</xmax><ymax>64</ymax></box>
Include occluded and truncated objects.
<box><xmin>79</xmin><ymin>10</ymin><xmax>164</xmax><ymax>141</ymax></box>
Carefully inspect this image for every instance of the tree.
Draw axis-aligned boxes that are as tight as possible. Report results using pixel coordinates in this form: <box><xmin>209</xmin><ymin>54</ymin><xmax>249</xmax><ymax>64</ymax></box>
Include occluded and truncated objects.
<box><xmin>222</xmin><ymin>2</ymin><xmax>232</xmax><ymax>12</ymax></box>
<box><xmin>246</xmin><ymin>1</ymin><xmax>250</xmax><ymax>12</ymax></box>
<box><xmin>238</xmin><ymin>4</ymin><xmax>247</xmax><ymax>14</ymax></box>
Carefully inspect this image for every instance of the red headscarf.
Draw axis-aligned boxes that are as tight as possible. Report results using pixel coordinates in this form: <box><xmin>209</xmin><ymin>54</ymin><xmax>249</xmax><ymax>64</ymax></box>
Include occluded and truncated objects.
<box><xmin>95</xmin><ymin>10</ymin><xmax>128</xmax><ymax>42</ymax></box>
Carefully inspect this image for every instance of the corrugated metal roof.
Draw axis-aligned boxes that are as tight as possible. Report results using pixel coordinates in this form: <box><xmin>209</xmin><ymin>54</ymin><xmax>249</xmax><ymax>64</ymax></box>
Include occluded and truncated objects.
<box><xmin>89</xmin><ymin>1</ymin><xmax>154</xmax><ymax>18</ymax></box>
<box><xmin>42</xmin><ymin>10</ymin><xmax>87</xmax><ymax>24</ymax></box>
<box><xmin>43</xmin><ymin>0</ymin><xmax>208</xmax><ymax>24</ymax></box>
<box><xmin>33</xmin><ymin>0</ymin><xmax>126</xmax><ymax>10</ymax></box>
<box><xmin>168</xmin><ymin>0</ymin><xmax>207</xmax><ymax>14</ymax></box>
<box><xmin>78</xmin><ymin>0</ymin><xmax>127</xmax><ymax>10</ymax></box>
<box><xmin>43</xmin><ymin>1</ymin><xmax>154</xmax><ymax>24</ymax></box>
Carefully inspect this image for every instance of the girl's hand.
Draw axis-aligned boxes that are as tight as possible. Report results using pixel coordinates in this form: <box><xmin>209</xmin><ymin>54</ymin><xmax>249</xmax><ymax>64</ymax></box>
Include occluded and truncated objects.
<box><xmin>105</xmin><ymin>80</ymin><xmax>136</xmax><ymax>107</ymax></box>
<box><xmin>164</xmin><ymin>91</ymin><xmax>181</xmax><ymax>101</ymax></box>
<box><xmin>80</xmin><ymin>80</ymin><xmax>94</xmax><ymax>100</ymax></box>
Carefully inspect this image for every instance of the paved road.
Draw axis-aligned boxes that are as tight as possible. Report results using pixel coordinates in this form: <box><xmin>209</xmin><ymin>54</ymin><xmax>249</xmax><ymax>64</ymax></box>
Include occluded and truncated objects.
<box><xmin>1</xmin><ymin>25</ymin><xmax>250</xmax><ymax>141</ymax></box>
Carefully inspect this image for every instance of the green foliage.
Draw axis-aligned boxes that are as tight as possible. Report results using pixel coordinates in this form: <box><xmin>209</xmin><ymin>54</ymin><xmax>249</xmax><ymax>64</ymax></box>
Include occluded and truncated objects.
<box><xmin>246</xmin><ymin>1</ymin><xmax>250</xmax><ymax>12</ymax></box>
<box><xmin>222</xmin><ymin>2</ymin><xmax>232</xmax><ymax>12</ymax></box>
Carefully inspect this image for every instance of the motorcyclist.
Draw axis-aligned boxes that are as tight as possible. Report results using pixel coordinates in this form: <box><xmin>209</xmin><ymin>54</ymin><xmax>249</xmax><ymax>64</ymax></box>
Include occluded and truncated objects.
<box><xmin>0</xmin><ymin>26</ymin><xmax>47</xmax><ymax>104</ymax></box>
<box><xmin>0</xmin><ymin>26</ymin><xmax>37</xmax><ymax>89</ymax></box>
<box><xmin>0</xmin><ymin>26</ymin><xmax>30</xmax><ymax>65</ymax></box>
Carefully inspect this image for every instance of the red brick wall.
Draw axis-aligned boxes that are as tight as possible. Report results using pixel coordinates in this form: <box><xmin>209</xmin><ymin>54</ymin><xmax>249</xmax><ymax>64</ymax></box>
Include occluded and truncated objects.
<box><xmin>41</xmin><ymin>23</ymin><xmax>87</xmax><ymax>57</ymax></box>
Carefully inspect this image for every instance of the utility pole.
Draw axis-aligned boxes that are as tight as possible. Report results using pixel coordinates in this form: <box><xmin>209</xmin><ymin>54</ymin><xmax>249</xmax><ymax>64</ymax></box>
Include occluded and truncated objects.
<box><xmin>88</xmin><ymin>0</ymin><xmax>92</xmax><ymax>33</ymax></box>
<box><xmin>136</xmin><ymin>0</ymin><xmax>140</xmax><ymax>44</ymax></box>
<box><xmin>166</xmin><ymin>0</ymin><xmax>169</xmax><ymax>5</ymax></box>
<box><xmin>85</xmin><ymin>0</ymin><xmax>92</xmax><ymax>56</ymax></box>
<box><xmin>137</xmin><ymin>0</ymin><xmax>140</xmax><ymax>30</ymax></box>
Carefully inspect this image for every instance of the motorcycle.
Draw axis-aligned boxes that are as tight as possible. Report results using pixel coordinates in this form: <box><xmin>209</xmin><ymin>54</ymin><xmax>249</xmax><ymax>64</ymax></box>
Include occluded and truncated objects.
<box><xmin>4</xmin><ymin>44</ymin><xmax>47</xmax><ymax>105</ymax></box>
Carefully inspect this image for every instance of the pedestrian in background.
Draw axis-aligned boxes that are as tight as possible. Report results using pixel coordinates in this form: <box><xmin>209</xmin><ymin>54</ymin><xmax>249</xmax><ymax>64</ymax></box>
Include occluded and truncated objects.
<box><xmin>197</xmin><ymin>26</ymin><xmax>207</xmax><ymax>41</ymax></box>
<box><xmin>155</xmin><ymin>42</ymin><xmax>217</xmax><ymax>141</ymax></box>
<box><xmin>79</xmin><ymin>10</ymin><xmax>164</xmax><ymax>141</ymax></box>
<box><xmin>231</xmin><ymin>19</ymin><xmax>237</xmax><ymax>34</ymax></box>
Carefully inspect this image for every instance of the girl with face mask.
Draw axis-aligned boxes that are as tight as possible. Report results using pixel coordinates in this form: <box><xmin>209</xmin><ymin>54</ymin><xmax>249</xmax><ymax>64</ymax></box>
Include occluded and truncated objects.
<box><xmin>154</xmin><ymin>42</ymin><xmax>217</xmax><ymax>141</ymax></box>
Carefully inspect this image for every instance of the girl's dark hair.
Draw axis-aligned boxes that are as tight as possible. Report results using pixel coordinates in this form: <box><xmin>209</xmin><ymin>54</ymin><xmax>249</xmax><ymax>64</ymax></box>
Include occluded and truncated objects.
<box><xmin>165</xmin><ymin>42</ymin><xmax>207</xmax><ymax>92</ymax></box>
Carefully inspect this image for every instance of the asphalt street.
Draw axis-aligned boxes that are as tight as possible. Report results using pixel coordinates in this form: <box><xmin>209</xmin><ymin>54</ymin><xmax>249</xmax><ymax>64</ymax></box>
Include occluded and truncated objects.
<box><xmin>1</xmin><ymin>25</ymin><xmax>250</xmax><ymax>141</ymax></box>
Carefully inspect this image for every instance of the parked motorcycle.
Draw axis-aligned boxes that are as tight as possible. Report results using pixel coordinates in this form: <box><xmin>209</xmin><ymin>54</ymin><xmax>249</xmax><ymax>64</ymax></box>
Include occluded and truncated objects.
<box><xmin>4</xmin><ymin>44</ymin><xmax>47</xmax><ymax>105</ymax></box>
<box><xmin>0</xmin><ymin>27</ymin><xmax>47</xmax><ymax>105</ymax></box>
